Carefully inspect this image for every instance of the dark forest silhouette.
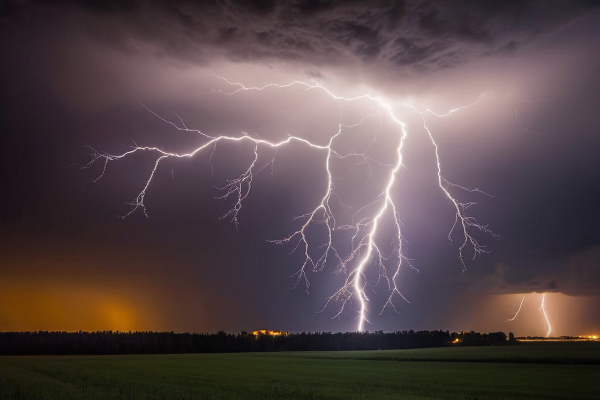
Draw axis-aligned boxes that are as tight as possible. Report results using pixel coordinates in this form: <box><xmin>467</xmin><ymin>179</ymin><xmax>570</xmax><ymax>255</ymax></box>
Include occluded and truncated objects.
<box><xmin>0</xmin><ymin>330</ymin><xmax>515</xmax><ymax>355</ymax></box>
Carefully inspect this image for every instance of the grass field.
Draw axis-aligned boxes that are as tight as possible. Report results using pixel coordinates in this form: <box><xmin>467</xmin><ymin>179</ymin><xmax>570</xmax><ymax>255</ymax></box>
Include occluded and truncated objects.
<box><xmin>1</xmin><ymin>342</ymin><xmax>599</xmax><ymax>399</ymax></box>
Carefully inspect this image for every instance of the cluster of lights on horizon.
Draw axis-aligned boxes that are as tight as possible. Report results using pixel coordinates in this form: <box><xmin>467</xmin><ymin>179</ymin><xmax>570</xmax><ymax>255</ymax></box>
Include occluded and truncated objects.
<box><xmin>86</xmin><ymin>75</ymin><xmax>498</xmax><ymax>332</ymax></box>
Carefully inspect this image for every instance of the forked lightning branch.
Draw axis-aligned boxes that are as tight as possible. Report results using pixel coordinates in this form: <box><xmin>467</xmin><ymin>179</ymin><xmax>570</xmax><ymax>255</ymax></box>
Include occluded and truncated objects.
<box><xmin>85</xmin><ymin>76</ymin><xmax>497</xmax><ymax>331</ymax></box>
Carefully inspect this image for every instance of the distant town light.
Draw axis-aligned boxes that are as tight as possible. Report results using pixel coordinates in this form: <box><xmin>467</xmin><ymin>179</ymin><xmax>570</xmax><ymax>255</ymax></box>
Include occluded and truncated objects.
<box><xmin>252</xmin><ymin>330</ymin><xmax>289</xmax><ymax>336</ymax></box>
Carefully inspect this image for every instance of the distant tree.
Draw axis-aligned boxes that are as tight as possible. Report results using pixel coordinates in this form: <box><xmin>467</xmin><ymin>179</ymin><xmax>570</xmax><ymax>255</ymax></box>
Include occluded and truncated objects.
<box><xmin>0</xmin><ymin>329</ymin><xmax>513</xmax><ymax>355</ymax></box>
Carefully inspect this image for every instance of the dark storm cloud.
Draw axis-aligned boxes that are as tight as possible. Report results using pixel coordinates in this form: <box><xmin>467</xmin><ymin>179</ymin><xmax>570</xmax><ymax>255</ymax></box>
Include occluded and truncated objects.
<box><xmin>485</xmin><ymin>261</ymin><xmax>564</xmax><ymax>294</ymax></box>
<box><xmin>2</xmin><ymin>0</ymin><xmax>600</xmax><ymax>335</ymax></box>
<box><xmin>462</xmin><ymin>243</ymin><xmax>600</xmax><ymax>297</ymax></box>
<box><xmin>564</xmin><ymin>245</ymin><xmax>600</xmax><ymax>295</ymax></box>
<box><xmin>6</xmin><ymin>0</ymin><xmax>598</xmax><ymax>71</ymax></box>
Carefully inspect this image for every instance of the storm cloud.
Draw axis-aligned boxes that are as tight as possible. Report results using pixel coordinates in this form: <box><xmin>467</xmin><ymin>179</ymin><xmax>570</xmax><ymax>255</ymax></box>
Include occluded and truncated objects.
<box><xmin>1</xmin><ymin>0</ymin><xmax>599</xmax><ymax>336</ymax></box>
<box><xmin>4</xmin><ymin>0</ymin><xmax>598</xmax><ymax>71</ymax></box>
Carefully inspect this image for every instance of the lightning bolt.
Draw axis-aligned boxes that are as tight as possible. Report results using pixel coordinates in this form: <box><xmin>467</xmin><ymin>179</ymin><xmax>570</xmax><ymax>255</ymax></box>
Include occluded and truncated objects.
<box><xmin>540</xmin><ymin>293</ymin><xmax>552</xmax><ymax>338</ymax></box>
<box><xmin>84</xmin><ymin>75</ymin><xmax>496</xmax><ymax>331</ymax></box>
<box><xmin>504</xmin><ymin>295</ymin><xmax>528</xmax><ymax>322</ymax></box>
<box><xmin>505</xmin><ymin>293</ymin><xmax>552</xmax><ymax>337</ymax></box>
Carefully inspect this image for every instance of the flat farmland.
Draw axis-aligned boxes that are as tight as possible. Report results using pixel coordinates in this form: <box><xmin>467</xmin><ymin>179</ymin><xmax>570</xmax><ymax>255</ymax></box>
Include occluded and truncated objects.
<box><xmin>1</xmin><ymin>342</ymin><xmax>599</xmax><ymax>400</ymax></box>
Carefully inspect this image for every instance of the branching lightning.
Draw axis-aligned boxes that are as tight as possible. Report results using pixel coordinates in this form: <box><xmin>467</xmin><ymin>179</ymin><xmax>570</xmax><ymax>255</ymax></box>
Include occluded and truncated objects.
<box><xmin>85</xmin><ymin>75</ymin><xmax>496</xmax><ymax>331</ymax></box>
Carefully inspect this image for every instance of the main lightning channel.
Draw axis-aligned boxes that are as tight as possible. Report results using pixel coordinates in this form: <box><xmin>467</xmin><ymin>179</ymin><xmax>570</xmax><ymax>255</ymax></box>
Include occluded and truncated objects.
<box><xmin>85</xmin><ymin>76</ymin><xmax>494</xmax><ymax>331</ymax></box>
<box><xmin>540</xmin><ymin>293</ymin><xmax>552</xmax><ymax>337</ymax></box>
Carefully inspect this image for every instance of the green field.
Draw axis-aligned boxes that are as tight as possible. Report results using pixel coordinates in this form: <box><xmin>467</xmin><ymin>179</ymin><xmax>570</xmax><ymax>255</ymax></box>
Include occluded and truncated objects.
<box><xmin>1</xmin><ymin>342</ymin><xmax>599</xmax><ymax>400</ymax></box>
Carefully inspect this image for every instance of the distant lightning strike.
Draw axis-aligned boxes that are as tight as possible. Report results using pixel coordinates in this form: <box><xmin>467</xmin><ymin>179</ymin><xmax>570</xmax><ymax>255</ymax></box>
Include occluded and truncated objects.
<box><xmin>540</xmin><ymin>293</ymin><xmax>552</xmax><ymax>337</ymax></box>
<box><xmin>505</xmin><ymin>293</ymin><xmax>552</xmax><ymax>337</ymax></box>
<box><xmin>86</xmin><ymin>76</ymin><xmax>494</xmax><ymax>331</ymax></box>
<box><xmin>504</xmin><ymin>295</ymin><xmax>529</xmax><ymax>322</ymax></box>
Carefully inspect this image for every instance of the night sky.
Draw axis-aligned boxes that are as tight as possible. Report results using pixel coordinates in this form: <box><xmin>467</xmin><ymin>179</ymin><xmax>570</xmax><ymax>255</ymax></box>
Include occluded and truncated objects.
<box><xmin>1</xmin><ymin>0</ymin><xmax>600</xmax><ymax>337</ymax></box>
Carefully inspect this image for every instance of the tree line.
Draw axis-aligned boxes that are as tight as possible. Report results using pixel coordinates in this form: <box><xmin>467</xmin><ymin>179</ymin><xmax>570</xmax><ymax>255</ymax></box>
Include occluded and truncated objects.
<box><xmin>0</xmin><ymin>330</ymin><xmax>515</xmax><ymax>355</ymax></box>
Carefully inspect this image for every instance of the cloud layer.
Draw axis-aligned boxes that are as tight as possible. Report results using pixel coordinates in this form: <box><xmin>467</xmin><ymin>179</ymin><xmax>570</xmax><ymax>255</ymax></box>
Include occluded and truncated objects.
<box><xmin>5</xmin><ymin>0</ymin><xmax>597</xmax><ymax>73</ymax></box>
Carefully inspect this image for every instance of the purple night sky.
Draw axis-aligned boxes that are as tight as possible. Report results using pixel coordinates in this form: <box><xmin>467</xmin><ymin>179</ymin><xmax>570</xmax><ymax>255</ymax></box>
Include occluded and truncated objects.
<box><xmin>1</xmin><ymin>0</ymin><xmax>599</xmax><ymax>336</ymax></box>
